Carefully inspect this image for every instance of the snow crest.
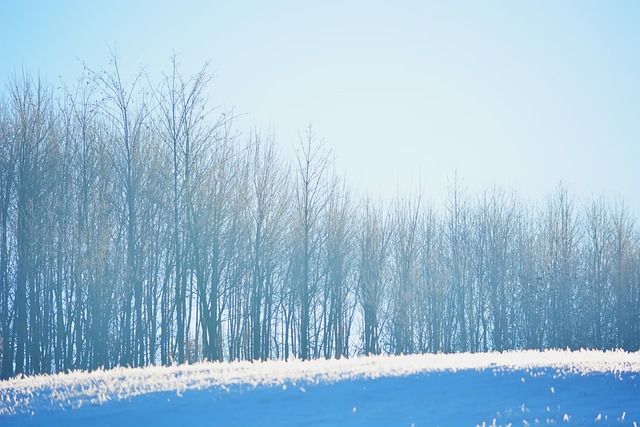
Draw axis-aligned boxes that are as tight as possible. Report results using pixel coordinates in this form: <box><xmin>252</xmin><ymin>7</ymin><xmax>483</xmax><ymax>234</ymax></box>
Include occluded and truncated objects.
<box><xmin>1</xmin><ymin>349</ymin><xmax>638</xmax><ymax>416</ymax></box>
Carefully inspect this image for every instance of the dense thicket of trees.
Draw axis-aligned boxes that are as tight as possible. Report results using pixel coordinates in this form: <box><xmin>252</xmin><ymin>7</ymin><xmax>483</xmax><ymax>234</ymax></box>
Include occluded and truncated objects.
<box><xmin>1</xmin><ymin>61</ymin><xmax>639</xmax><ymax>378</ymax></box>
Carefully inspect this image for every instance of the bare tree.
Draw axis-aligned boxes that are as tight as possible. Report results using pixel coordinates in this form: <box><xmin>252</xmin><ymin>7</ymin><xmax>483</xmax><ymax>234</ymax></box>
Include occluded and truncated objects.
<box><xmin>244</xmin><ymin>130</ymin><xmax>289</xmax><ymax>360</ymax></box>
<box><xmin>356</xmin><ymin>200</ymin><xmax>389</xmax><ymax>355</ymax></box>
<box><xmin>0</xmin><ymin>90</ymin><xmax>17</xmax><ymax>378</ymax></box>
<box><xmin>388</xmin><ymin>193</ymin><xmax>421</xmax><ymax>355</ymax></box>
<box><xmin>87</xmin><ymin>52</ymin><xmax>150</xmax><ymax>366</ymax></box>
<box><xmin>444</xmin><ymin>175</ymin><xmax>471</xmax><ymax>352</ymax></box>
<box><xmin>320</xmin><ymin>180</ymin><xmax>356</xmax><ymax>358</ymax></box>
<box><xmin>292</xmin><ymin>125</ymin><xmax>331</xmax><ymax>360</ymax></box>
<box><xmin>416</xmin><ymin>203</ymin><xmax>445</xmax><ymax>353</ymax></box>
<box><xmin>610</xmin><ymin>201</ymin><xmax>639</xmax><ymax>350</ymax></box>
<box><xmin>152</xmin><ymin>56</ymin><xmax>219</xmax><ymax>364</ymax></box>
<box><xmin>478</xmin><ymin>189</ymin><xmax>517</xmax><ymax>351</ymax></box>
<box><xmin>540</xmin><ymin>184</ymin><xmax>580</xmax><ymax>348</ymax></box>
<box><xmin>8</xmin><ymin>73</ymin><xmax>56</xmax><ymax>375</ymax></box>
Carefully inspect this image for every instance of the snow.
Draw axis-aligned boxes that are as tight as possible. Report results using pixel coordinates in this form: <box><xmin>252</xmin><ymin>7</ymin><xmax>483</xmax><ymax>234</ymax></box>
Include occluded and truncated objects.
<box><xmin>1</xmin><ymin>349</ymin><xmax>639</xmax><ymax>426</ymax></box>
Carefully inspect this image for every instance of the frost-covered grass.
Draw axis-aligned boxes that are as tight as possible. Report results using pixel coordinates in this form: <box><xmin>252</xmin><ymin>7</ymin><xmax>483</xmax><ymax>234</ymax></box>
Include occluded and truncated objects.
<box><xmin>1</xmin><ymin>349</ymin><xmax>639</xmax><ymax>426</ymax></box>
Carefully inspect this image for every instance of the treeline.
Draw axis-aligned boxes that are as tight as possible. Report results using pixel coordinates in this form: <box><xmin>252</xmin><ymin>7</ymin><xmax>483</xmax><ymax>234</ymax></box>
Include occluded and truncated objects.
<box><xmin>1</xmin><ymin>58</ymin><xmax>639</xmax><ymax>379</ymax></box>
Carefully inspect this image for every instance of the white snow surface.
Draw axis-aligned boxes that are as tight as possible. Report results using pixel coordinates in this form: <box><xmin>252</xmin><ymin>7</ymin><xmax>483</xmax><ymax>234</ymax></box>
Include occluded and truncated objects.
<box><xmin>1</xmin><ymin>349</ymin><xmax>639</xmax><ymax>425</ymax></box>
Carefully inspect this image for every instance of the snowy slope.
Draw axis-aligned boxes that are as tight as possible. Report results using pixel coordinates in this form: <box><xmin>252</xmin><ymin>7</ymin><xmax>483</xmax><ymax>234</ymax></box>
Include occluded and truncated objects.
<box><xmin>1</xmin><ymin>349</ymin><xmax>639</xmax><ymax>426</ymax></box>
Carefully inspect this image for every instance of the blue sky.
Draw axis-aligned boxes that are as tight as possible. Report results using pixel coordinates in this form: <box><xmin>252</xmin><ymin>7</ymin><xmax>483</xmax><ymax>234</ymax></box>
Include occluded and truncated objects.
<box><xmin>2</xmin><ymin>1</ymin><xmax>639</xmax><ymax>212</ymax></box>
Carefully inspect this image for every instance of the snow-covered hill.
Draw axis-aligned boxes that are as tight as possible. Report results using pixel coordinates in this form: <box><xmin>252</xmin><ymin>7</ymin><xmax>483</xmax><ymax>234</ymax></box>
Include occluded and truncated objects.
<box><xmin>1</xmin><ymin>350</ymin><xmax>639</xmax><ymax>426</ymax></box>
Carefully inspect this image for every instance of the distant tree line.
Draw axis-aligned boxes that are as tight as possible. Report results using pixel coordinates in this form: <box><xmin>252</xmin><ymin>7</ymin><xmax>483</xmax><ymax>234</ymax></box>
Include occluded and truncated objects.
<box><xmin>1</xmin><ymin>58</ymin><xmax>639</xmax><ymax>379</ymax></box>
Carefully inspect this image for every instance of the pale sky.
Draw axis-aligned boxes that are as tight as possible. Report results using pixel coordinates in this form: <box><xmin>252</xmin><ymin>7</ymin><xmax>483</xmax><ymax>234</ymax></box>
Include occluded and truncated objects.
<box><xmin>2</xmin><ymin>1</ymin><xmax>639</xmax><ymax>213</ymax></box>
